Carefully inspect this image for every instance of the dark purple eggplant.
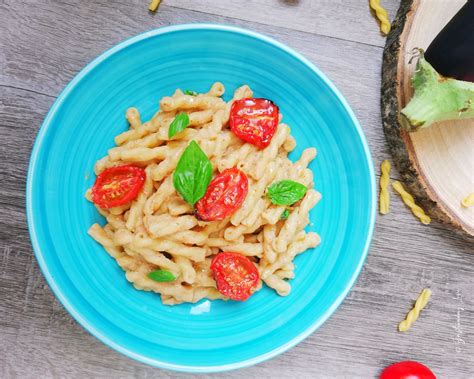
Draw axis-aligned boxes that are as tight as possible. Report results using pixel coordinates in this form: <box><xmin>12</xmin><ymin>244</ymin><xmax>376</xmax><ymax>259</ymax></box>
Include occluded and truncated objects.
<box><xmin>425</xmin><ymin>1</ymin><xmax>474</xmax><ymax>82</ymax></box>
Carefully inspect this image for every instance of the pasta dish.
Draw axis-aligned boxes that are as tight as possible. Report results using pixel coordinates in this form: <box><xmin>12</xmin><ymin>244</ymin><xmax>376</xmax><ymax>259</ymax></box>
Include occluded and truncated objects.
<box><xmin>87</xmin><ymin>83</ymin><xmax>321</xmax><ymax>305</ymax></box>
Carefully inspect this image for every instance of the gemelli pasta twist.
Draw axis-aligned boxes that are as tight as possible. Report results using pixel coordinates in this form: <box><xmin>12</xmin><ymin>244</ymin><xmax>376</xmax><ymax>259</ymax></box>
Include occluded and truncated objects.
<box><xmin>369</xmin><ymin>0</ymin><xmax>391</xmax><ymax>35</ymax></box>
<box><xmin>148</xmin><ymin>0</ymin><xmax>161</xmax><ymax>12</ymax></box>
<box><xmin>392</xmin><ymin>181</ymin><xmax>431</xmax><ymax>225</ymax></box>
<box><xmin>379</xmin><ymin>160</ymin><xmax>391</xmax><ymax>214</ymax></box>
<box><xmin>461</xmin><ymin>192</ymin><xmax>474</xmax><ymax>208</ymax></box>
<box><xmin>399</xmin><ymin>288</ymin><xmax>432</xmax><ymax>332</ymax></box>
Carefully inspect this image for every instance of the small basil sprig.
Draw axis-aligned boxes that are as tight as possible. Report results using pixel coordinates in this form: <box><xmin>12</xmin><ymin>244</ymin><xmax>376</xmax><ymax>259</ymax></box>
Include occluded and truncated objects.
<box><xmin>280</xmin><ymin>209</ymin><xmax>290</xmax><ymax>220</ymax></box>
<box><xmin>184</xmin><ymin>89</ymin><xmax>198</xmax><ymax>96</ymax></box>
<box><xmin>168</xmin><ymin>112</ymin><xmax>190</xmax><ymax>138</ymax></box>
<box><xmin>267</xmin><ymin>180</ymin><xmax>307</xmax><ymax>206</ymax></box>
<box><xmin>173</xmin><ymin>141</ymin><xmax>212</xmax><ymax>205</ymax></box>
<box><xmin>147</xmin><ymin>270</ymin><xmax>176</xmax><ymax>282</ymax></box>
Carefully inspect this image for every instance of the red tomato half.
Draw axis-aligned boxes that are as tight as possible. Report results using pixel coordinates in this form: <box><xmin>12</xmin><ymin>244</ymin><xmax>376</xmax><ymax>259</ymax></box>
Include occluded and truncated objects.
<box><xmin>229</xmin><ymin>98</ymin><xmax>279</xmax><ymax>148</ymax></box>
<box><xmin>91</xmin><ymin>165</ymin><xmax>146</xmax><ymax>209</ymax></box>
<box><xmin>194</xmin><ymin>168</ymin><xmax>248</xmax><ymax>221</ymax></box>
<box><xmin>211</xmin><ymin>252</ymin><xmax>260</xmax><ymax>301</ymax></box>
<box><xmin>380</xmin><ymin>361</ymin><xmax>436</xmax><ymax>379</ymax></box>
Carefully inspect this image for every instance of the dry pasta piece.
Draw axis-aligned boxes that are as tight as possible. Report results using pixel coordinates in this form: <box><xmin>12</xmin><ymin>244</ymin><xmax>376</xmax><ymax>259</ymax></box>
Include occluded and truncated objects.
<box><xmin>148</xmin><ymin>0</ymin><xmax>161</xmax><ymax>12</ymax></box>
<box><xmin>399</xmin><ymin>288</ymin><xmax>432</xmax><ymax>332</ymax></box>
<box><xmin>392</xmin><ymin>181</ymin><xmax>431</xmax><ymax>224</ymax></box>
<box><xmin>369</xmin><ymin>0</ymin><xmax>391</xmax><ymax>35</ymax></box>
<box><xmin>461</xmin><ymin>192</ymin><xmax>474</xmax><ymax>208</ymax></box>
<box><xmin>379</xmin><ymin>160</ymin><xmax>391</xmax><ymax>214</ymax></box>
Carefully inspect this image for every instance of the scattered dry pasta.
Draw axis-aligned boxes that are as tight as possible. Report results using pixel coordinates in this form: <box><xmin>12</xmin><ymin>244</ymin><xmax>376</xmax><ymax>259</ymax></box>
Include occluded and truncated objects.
<box><xmin>148</xmin><ymin>0</ymin><xmax>161</xmax><ymax>12</ymax></box>
<box><xmin>87</xmin><ymin>83</ymin><xmax>321</xmax><ymax>305</ymax></box>
<box><xmin>461</xmin><ymin>192</ymin><xmax>474</xmax><ymax>208</ymax></box>
<box><xmin>392</xmin><ymin>181</ymin><xmax>431</xmax><ymax>225</ymax></box>
<box><xmin>399</xmin><ymin>288</ymin><xmax>432</xmax><ymax>332</ymax></box>
<box><xmin>379</xmin><ymin>160</ymin><xmax>391</xmax><ymax>214</ymax></box>
<box><xmin>369</xmin><ymin>0</ymin><xmax>391</xmax><ymax>35</ymax></box>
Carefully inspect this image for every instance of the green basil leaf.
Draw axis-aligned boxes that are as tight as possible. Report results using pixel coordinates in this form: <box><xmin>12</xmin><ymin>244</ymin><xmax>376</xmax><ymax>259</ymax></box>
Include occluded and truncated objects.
<box><xmin>184</xmin><ymin>89</ymin><xmax>198</xmax><ymax>96</ymax></box>
<box><xmin>267</xmin><ymin>180</ymin><xmax>308</xmax><ymax>206</ymax></box>
<box><xmin>168</xmin><ymin>112</ymin><xmax>190</xmax><ymax>138</ymax></box>
<box><xmin>280</xmin><ymin>209</ymin><xmax>290</xmax><ymax>220</ymax></box>
<box><xmin>147</xmin><ymin>270</ymin><xmax>176</xmax><ymax>282</ymax></box>
<box><xmin>173</xmin><ymin>140</ymin><xmax>212</xmax><ymax>205</ymax></box>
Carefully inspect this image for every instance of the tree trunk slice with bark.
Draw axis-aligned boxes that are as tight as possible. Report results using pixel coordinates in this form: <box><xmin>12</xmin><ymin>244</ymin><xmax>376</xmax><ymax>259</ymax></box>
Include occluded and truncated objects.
<box><xmin>382</xmin><ymin>0</ymin><xmax>474</xmax><ymax>236</ymax></box>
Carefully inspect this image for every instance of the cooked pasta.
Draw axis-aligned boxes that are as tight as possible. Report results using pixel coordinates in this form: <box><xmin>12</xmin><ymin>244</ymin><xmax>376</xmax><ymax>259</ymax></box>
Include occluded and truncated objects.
<box><xmin>87</xmin><ymin>83</ymin><xmax>321</xmax><ymax>305</ymax></box>
<box><xmin>379</xmin><ymin>160</ymin><xmax>391</xmax><ymax>214</ymax></box>
<box><xmin>392</xmin><ymin>181</ymin><xmax>431</xmax><ymax>225</ymax></box>
<box><xmin>461</xmin><ymin>192</ymin><xmax>474</xmax><ymax>208</ymax></box>
<box><xmin>399</xmin><ymin>288</ymin><xmax>432</xmax><ymax>332</ymax></box>
<box><xmin>369</xmin><ymin>0</ymin><xmax>391</xmax><ymax>35</ymax></box>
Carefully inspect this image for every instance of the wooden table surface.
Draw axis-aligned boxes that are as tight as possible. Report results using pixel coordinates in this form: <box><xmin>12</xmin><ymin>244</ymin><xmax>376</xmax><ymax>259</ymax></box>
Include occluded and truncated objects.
<box><xmin>1</xmin><ymin>1</ymin><xmax>473</xmax><ymax>378</ymax></box>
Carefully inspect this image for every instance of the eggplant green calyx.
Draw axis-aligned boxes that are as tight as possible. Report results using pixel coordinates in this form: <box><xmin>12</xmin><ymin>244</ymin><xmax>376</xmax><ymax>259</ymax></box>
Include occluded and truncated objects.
<box><xmin>401</xmin><ymin>49</ymin><xmax>474</xmax><ymax>132</ymax></box>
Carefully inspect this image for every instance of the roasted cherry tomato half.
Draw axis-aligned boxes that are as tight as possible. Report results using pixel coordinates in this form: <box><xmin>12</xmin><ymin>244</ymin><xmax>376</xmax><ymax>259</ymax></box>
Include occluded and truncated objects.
<box><xmin>229</xmin><ymin>98</ymin><xmax>279</xmax><ymax>148</ymax></box>
<box><xmin>380</xmin><ymin>361</ymin><xmax>436</xmax><ymax>379</ymax></box>
<box><xmin>91</xmin><ymin>165</ymin><xmax>146</xmax><ymax>209</ymax></box>
<box><xmin>210</xmin><ymin>252</ymin><xmax>260</xmax><ymax>301</ymax></box>
<box><xmin>194</xmin><ymin>168</ymin><xmax>248</xmax><ymax>221</ymax></box>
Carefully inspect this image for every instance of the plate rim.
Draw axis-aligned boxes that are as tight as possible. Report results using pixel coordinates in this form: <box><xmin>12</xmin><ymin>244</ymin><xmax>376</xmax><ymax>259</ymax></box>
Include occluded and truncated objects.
<box><xmin>26</xmin><ymin>23</ymin><xmax>376</xmax><ymax>373</ymax></box>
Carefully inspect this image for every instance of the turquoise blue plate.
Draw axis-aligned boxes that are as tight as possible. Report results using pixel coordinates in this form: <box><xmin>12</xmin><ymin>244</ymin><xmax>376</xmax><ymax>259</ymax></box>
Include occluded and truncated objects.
<box><xmin>27</xmin><ymin>24</ymin><xmax>376</xmax><ymax>372</ymax></box>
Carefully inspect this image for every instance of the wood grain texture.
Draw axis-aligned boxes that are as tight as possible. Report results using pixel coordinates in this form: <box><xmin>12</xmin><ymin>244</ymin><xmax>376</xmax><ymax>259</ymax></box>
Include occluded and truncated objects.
<box><xmin>1</xmin><ymin>1</ymin><xmax>473</xmax><ymax>378</ymax></box>
<box><xmin>382</xmin><ymin>0</ymin><xmax>474</xmax><ymax>236</ymax></box>
<box><xmin>166</xmin><ymin>0</ymin><xmax>401</xmax><ymax>47</ymax></box>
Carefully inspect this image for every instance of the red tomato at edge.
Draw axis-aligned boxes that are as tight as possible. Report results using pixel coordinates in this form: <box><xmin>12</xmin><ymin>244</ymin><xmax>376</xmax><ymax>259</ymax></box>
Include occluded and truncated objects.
<box><xmin>91</xmin><ymin>165</ymin><xmax>146</xmax><ymax>208</ymax></box>
<box><xmin>210</xmin><ymin>252</ymin><xmax>260</xmax><ymax>301</ymax></box>
<box><xmin>194</xmin><ymin>168</ymin><xmax>248</xmax><ymax>221</ymax></box>
<box><xmin>229</xmin><ymin>98</ymin><xmax>279</xmax><ymax>148</ymax></box>
<box><xmin>380</xmin><ymin>361</ymin><xmax>436</xmax><ymax>379</ymax></box>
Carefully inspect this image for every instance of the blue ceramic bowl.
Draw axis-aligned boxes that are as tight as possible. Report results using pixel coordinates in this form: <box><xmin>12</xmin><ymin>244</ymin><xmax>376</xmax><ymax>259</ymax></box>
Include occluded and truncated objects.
<box><xmin>27</xmin><ymin>24</ymin><xmax>376</xmax><ymax>372</ymax></box>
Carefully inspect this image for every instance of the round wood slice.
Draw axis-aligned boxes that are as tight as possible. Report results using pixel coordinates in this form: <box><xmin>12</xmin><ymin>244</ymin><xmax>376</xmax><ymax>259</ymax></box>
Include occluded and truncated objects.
<box><xmin>382</xmin><ymin>0</ymin><xmax>474</xmax><ymax>236</ymax></box>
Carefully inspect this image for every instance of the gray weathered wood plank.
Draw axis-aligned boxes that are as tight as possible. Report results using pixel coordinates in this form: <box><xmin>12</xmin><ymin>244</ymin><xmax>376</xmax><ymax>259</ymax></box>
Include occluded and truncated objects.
<box><xmin>1</xmin><ymin>0</ymin><xmax>396</xmax><ymax>177</ymax></box>
<box><xmin>166</xmin><ymin>0</ymin><xmax>401</xmax><ymax>47</ymax></box>
<box><xmin>1</xmin><ymin>0</ymin><xmax>473</xmax><ymax>378</ymax></box>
